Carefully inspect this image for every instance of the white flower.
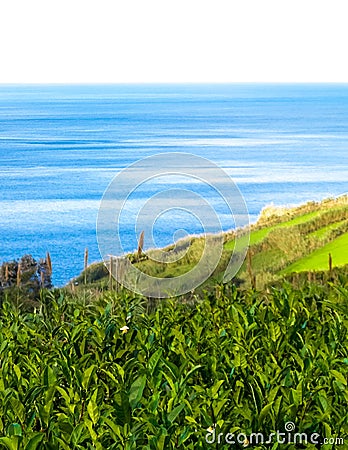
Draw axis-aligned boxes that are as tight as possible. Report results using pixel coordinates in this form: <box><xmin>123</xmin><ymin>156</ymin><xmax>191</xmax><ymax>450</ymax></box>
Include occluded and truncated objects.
<box><xmin>120</xmin><ymin>325</ymin><xmax>129</xmax><ymax>334</ymax></box>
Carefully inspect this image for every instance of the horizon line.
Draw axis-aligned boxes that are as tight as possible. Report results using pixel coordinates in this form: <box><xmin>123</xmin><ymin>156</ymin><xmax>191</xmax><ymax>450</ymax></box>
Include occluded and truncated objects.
<box><xmin>1</xmin><ymin>81</ymin><xmax>348</xmax><ymax>86</ymax></box>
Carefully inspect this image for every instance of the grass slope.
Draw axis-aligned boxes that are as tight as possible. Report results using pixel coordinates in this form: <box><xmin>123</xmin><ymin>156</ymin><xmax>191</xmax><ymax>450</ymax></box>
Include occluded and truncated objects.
<box><xmin>224</xmin><ymin>209</ymin><xmax>324</xmax><ymax>251</ymax></box>
<box><xmin>77</xmin><ymin>195</ymin><xmax>348</xmax><ymax>290</ymax></box>
<box><xmin>308</xmin><ymin>219</ymin><xmax>347</xmax><ymax>239</ymax></box>
<box><xmin>283</xmin><ymin>232</ymin><xmax>348</xmax><ymax>273</ymax></box>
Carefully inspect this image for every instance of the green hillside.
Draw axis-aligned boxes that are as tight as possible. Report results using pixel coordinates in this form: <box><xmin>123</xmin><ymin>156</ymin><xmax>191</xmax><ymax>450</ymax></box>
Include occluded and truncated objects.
<box><xmin>75</xmin><ymin>195</ymin><xmax>348</xmax><ymax>291</ymax></box>
<box><xmin>132</xmin><ymin>195</ymin><xmax>348</xmax><ymax>290</ymax></box>
<box><xmin>283</xmin><ymin>232</ymin><xmax>348</xmax><ymax>273</ymax></box>
<box><xmin>224</xmin><ymin>208</ymin><xmax>324</xmax><ymax>250</ymax></box>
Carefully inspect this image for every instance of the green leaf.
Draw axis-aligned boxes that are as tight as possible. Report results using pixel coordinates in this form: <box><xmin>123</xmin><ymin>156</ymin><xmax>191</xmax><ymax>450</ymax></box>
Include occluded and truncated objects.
<box><xmin>103</xmin><ymin>417</ymin><xmax>123</xmax><ymax>441</ymax></box>
<box><xmin>82</xmin><ymin>365</ymin><xmax>97</xmax><ymax>391</ymax></box>
<box><xmin>182</xmin><ymin>365</ymin><xmax>202</xmax><ymax>385</ymax></box>
<box><xmin>318</xmin><ymin>394</ymin><xmax>328</xmax><ymax>413</ymax></box>
<box><xmin>56</xmin><ymin>386</ymin><xmax>71</xmax><ymax>406</ymax></box>
<box><xmin>291</xmin><ymin>352</ymin><xmax>304</xmax><ymax>371</ymax></box>
<box><xmin>45</xmin><ymin>385</ymin><xmax>56</xmax><ymax>405</ymax></box>
<box><xmin>178</xmin><ymin>427</ymin><xmax>191</xmax><ymax>446</ymax></box>
<box><xmin>13</xmin><ymin>365</ymin><xmax>21</xmax><ymax>382</ymax></box>
<box><xmin>167</xmin><ymin>403</ymin><xmax>185</xmax><ymax>424</ymax></box>
<box><xmin>9</xmin><ymin>400</ymin><xmax>25</xmax><ymax>425</ymax></box>
<box><xmin>87</xmin><ymin>396</ymin><xmax>99</xmax><ymax>426</ymax></box>
<box><xmin>161</xmin><ymin>371</ymin><xmax>177</xmax><ymax>395</ymax></box>
<box><xmin>185</xmin><ymin>416</ymin><xmax>197</xmax><ymax>425</ymax></box>
<box><xmin>0</xmin><ymin>374</ymin><xmax>5</xmax><ymax>392</ymax></box>
<box><xmin>70</xmin><ymin>423</ymin><xmax>87</xmax><ymax>446</ymax></box>
<box><xmin>210</xmin><ymin>380</ymin><xmax>224</xmax><ymax>398</ymax></box>
<box><xmin>213</xmin><ymin>399</ymin><xmax>228</xmax><ymax>418</ymax></box>
<box><xmin>113</xmin><ymin>392</ymin><xmax>131</xmax><ymax>425</ymax></box>
<box><xmin>43</xmin><ymin>365</ymin><xmax>56</xmax><ymax>387</ymax></box>
<box><xmin>148</xmin><ymin>391</ymin><xmax>160</xmax><ymax>413</ymax></box>
<box><xmin>330</xmin><ymin>370</ymin><xmax>347</xmax><ymax>385</ymax></box>
<box><xmin>322</xmin><ymin>422</ymin><xmax>332</xmax><ymax>438</ymax></box>
<box><xmin>148</xmin><ymin>348</ymin><xmax>162</xmax><ymax>376</ymax></box>
<box><xmin>292</xmin><ymin>381</ymin><xmax>303</xmax><ymax>406</ymax></box>
<box><xmin>129</xmin><ymin>374</ymin><xmax>146</xmax><ymax>409</ymax></box>
<box><xmin>8</xmin><ymin>424</ymin><xmax>22</xmax><ymax>437</ymax></box>
<box><xmin>55</xmin><ymin>437</ymin><xmax>71</xmax><ymax>450</ymax></box>
<box><xmin>258</xmin><ymin>402</ymin><xmax>273</xmax><ymax>425</ymax></box>
<box><xmin>24</xmin><ymin>434</ymin><xmax>44</xmax><ymax>450</ymax></box>
<box><xmin>84</xmin><ymin>418</ymin><xmax>98</xmax><ymax>442</ymax></box>
<box><xmin>156</xmin><ymin>428</ymin><xmax>168</xmax><ymax>450</ymax></box>
<box><xmin>101</xmin><ymin>369</ymin><xmax>118</xmax><ymax>385</ymax></box>
<box><xmin>273</xmin><ymin>396</ymin><xmax>283</xmax><ymax>420</ymax></box>
<box><xmin>0</xmin><ymin>436</ymin><xmax>21</xmax><ymax>450</ymax></box>
<box><xmin>267</xmin><ymin>386</ymin><xmax>280</xmax><ymax>404</ymax></box>
<box><xmin>115</xmin><ymin>363</ymin><xmax>125</xmax><ymax>383</ymax></box>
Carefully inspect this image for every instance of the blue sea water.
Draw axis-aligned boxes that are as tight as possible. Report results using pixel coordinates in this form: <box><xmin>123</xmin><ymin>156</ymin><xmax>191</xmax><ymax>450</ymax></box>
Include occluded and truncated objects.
<box><xmin>0</xmin><ymin>84</ymin><xmax>347</xmax><ymax>285</ymax></box>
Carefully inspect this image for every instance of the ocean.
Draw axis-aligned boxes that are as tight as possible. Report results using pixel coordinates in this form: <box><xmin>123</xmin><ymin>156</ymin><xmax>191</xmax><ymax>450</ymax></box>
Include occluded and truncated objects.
<box><xmin>0</xmin><ymin>84</ymin><xmax>347</xmax><ymax>286</ymax></box>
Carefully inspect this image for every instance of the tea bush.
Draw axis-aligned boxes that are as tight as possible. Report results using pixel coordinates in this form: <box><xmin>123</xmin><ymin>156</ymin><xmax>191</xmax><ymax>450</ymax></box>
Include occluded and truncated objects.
<box><xmin>0</xmin><ymin>281</ymin><xmax>347</xmax><ymax>449</ymax></box>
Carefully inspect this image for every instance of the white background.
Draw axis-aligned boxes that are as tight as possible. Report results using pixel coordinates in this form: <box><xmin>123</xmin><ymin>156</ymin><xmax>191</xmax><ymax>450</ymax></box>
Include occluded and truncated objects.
<box><xmin>0</xmin><ymin>0</ymin><xmax>347</xmax><ymax>83</ymax></box>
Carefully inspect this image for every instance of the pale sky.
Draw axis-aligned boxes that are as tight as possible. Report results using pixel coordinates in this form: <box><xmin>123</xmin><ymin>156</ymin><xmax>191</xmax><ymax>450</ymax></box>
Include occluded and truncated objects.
<box><xmin>0</xmin><ymin>0</ymin><xmax>347</xmax><ymax>83</ymax></box>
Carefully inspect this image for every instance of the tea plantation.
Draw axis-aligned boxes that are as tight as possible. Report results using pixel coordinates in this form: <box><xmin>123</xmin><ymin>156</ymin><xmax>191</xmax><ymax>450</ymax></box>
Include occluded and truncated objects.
<box><xmin>0</xmin><ymin>277</ymin><xmax>347</xmax><ymax>449</ymax></box>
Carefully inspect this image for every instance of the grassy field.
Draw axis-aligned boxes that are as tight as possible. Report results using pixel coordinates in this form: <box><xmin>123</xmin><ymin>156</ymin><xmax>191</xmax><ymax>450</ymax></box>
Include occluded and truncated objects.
<box><xmin>308</xmin><ymin>219</ymin><xmax>347</xmax><ymax>239</ymax></box>
<box><xmin>283</xmin><ymin>232</ymin><xmax>348</xmax><ymax>273</ymax></box>
<box><xmin>128</xmin><ymin>196</ymin><xmax>348</xmax><ymax>289</ymax></box>
<box><xmin>224</xmin><ymin>209</ymin><xmax>325</xmax><ymax>251</ymax></box>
